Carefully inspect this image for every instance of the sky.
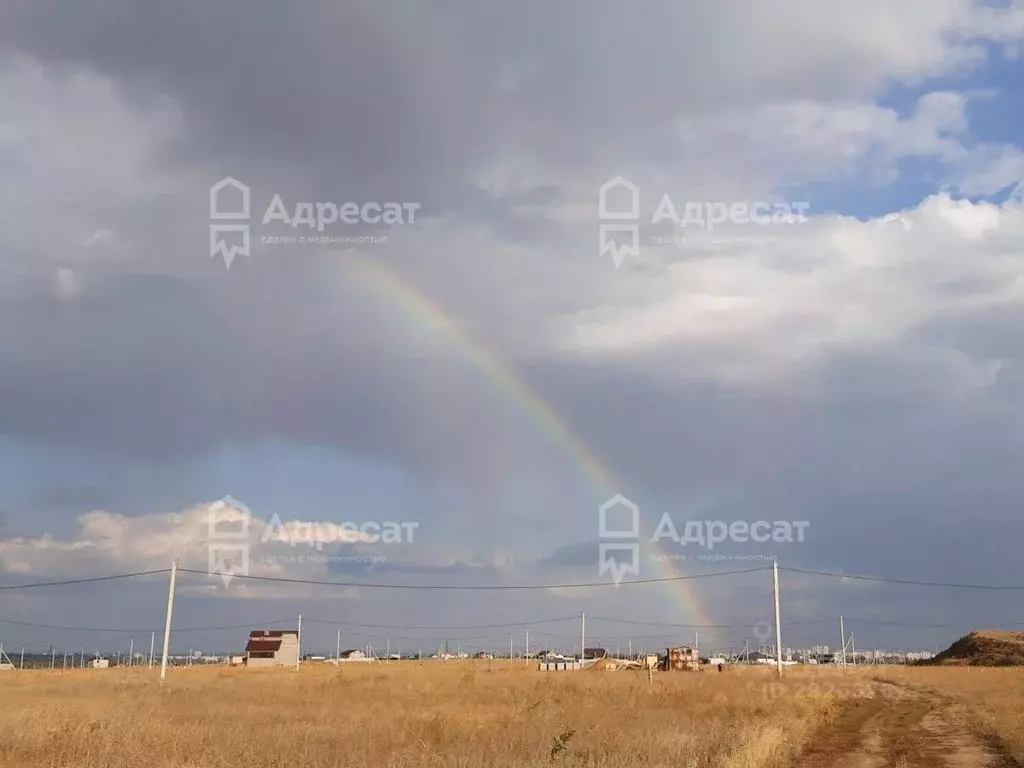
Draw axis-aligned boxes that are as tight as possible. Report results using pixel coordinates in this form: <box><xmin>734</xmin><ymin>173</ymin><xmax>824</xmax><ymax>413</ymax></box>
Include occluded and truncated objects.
<box><xmin>1</xmin><ymin>0</ymin><xmax>1024</xmax><ymax>659</ymax></box>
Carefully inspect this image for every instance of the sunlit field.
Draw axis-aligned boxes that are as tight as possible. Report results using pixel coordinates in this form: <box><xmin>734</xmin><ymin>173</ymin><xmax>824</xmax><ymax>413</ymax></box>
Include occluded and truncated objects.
<box><xmin>1</xmin><ymin>662</ymin><xmax>1021</xmax><ymax>767</ymax></box>
<box><xmin>4</xmin><ymin>661</ymin><xmax>1021</xmax><ymax>768</ymax></box>
<box><xmin>1</xmin><ymin>662</ymin><xmax>837</xmax><ymax>768</ymax></box>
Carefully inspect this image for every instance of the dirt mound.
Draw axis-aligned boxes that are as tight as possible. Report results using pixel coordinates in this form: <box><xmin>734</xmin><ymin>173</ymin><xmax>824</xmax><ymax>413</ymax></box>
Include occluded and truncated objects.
<box><xmin>927</xmin><ymin>631</ymin><xmax>1024</xmax><ymax>667</ymax></box>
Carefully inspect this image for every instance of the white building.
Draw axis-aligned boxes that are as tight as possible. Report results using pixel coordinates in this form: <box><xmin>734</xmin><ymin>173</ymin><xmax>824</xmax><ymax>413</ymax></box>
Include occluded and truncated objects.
<box><xmin>245</xmin><ymin>630</ymin><xmax>299</xmax><ymax>668</ymax></box>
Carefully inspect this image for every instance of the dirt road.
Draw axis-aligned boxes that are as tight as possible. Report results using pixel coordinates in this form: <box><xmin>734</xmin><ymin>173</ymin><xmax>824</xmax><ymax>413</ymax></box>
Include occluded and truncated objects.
<box><xmin>793</xmin><ymin>679</ymin><xmax>1020</xmax><ymax>768</ymax></box>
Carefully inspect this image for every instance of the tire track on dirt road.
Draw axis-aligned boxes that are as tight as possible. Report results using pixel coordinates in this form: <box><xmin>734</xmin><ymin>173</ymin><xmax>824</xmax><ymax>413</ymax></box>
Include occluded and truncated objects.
<box><xmin>793</xmin><ymin>679</ymin><xmax>1021</xmax><ymax>768</ymax></box>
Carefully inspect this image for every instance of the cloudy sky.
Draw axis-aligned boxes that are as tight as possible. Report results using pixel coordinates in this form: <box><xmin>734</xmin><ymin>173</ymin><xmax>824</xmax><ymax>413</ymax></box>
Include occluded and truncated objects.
<box><xmin>1</xmin><ymin>0</ymin><xmax>1024</xmax><ymax>658</ymax></box>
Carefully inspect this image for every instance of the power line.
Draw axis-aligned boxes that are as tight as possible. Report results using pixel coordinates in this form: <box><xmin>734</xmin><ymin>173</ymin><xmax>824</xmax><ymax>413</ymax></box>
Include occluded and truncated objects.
<box><xmin>781</xmin><ymin>566</ymin><xmax>1024</xmax><ymax>591</ymax></box>
<box><xmin>814</xmin><ymin>618</ymin><xmax>1024</xmax><ymax>629</ymax></box>
<box><xmin>176</xmin><ymin>565</ymin><xmax>769</xmax><ymax>590</ymax></box>
<box><xmin>0</xmin><ymin>569</ymin><xmax>171</xmax><ymax>590</ymax></box>
<box><xmin>0</xmin><ymin>618</ymin><xmax>296</xmax><ymax>633</ymax></box>
<box><xmin>301</xmin><ymin>615</ymin><xmax>578</xmax><ymax>630</ymax></box>
<box><xmin>587</xmin><ymin>616</ymin><xmax>768</xmax><ymax>629</ymax></box>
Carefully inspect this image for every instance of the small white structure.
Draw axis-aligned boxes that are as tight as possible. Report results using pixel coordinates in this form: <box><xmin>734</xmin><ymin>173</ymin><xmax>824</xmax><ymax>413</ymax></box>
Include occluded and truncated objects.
<box><xmin>91</xmin><ymin>658</ymin><xmax>109</xmax><ymax>669</ymax></box>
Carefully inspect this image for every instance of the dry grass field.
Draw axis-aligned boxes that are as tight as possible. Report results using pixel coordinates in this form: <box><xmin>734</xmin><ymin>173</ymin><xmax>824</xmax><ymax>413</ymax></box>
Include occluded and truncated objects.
<box><xmin>874</xmin><ymin>666</ymin><xmax>1024</xmax><ymax>763</ymax></box>
<box><xmin>1</xmin><ymin>662</ymin><xmax>1022</xmax><ymax>767</ymax></box>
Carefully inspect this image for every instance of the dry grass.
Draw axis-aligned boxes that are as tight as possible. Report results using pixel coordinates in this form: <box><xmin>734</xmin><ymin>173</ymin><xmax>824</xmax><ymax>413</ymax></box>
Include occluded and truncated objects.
<box><xmin>3</xmin><ymin>663</ymin><xmax>1022</xmax><ymax>767</ymax></box>
<box><xmin>1</xmin><ymin>662</ymin><xmax>845</xmax><ymax>768</ymax></box>
<box><xmin>872</xmin><ymin>666</ymin><xmax>1024</xmax><ymax>762</ymax></box>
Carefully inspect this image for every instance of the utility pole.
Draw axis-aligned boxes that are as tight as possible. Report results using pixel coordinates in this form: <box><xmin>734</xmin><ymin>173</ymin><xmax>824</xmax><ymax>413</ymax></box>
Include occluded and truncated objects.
<box><xmin>296</xmin><ymin>615</ymin><xmax>302</xmax><ymax>672</ymax></box>
<box><xmin>19</xmin><ymin>646</ymin><xmax>24</xmax><ymax>670</ymax></box>
<box><xmin>386</xmin><ymin>638</ymin><xmax>390</xmax><ymax>662</ymax></box>
<box><xmin>62</xmin><ymin>650</ymin><xmax>67</xmax><ymax>670</ymax></box>
<box><xmin>525</xmin><ymin>630</ymin><xmax>529</xmax><ymax>663</ymax></box>
<box><xmin>773</xmin><ymin>559</ymin><xmax>783</xmax><ymax>678</ymax></box>
<box><xmin>851</xmin><ymin>635</ymin><xmax>856</xmax><ymax>668</ymax></box>
<box><xmin>336</xmin><ymin>630</ymin><xmax>341</xmax><ymax>662</ymax></box>
<box><xmin>50</xmin><ymin>647</ymin><xmax>55</xmax><ymax>670</ymax></box>
<box><xmin>839</xmin><ymin>616</ymin><xmax>847</xmax><ymax>668</ymax></box>
<box><xmin>694</xmin><ymin>629</ymin><xmax>699</xmax><ymax>661</ymax></box>
<box><xmin>149</xmin><ymin>631</ymin><xmax>155</xmax><ymax>668</ymax></box>
<box><xmin>129</xmin><ymin>638</ymin><xmax>134</xmax><ymax>669</ymax></box>
<box><xmin>509</xmin><ymin>636</ymin><xmax>513</xmax><ymax>665</ymax></box>
<box><xmin>581</xmin><ymin>613</ymin><xmax>586</xmax><ymax>664</ymax></box>
<box><xmin>160</xmin><ymin>558</ymin><xmax>179</xmax><ymax>682</ymax></box>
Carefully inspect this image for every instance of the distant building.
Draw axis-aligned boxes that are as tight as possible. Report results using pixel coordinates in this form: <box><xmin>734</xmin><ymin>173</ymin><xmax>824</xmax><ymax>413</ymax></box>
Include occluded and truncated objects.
<box><xmin>582</xmin><ymin>648</ymin><xmax>607</xmax><ymax>660</ymax></box>
<box><xmin>536</xmin><ymin>650</ymin><xmax>568</xmax><ymax>661</ymax></box>
<box><xmin>338</xmin><ymin>649</ymin><xmax>367</xmax><ymax>660</ymax></box>
<box><xmin>665</xmin><ymin>646</ymin><xmax>699</xmax><ymax>671</ymax></box>
<box><xmin>91</xmin><ymin>658</ymin><xmax>109</xmax><ymax>668</ymax></box>
<box><xmin>245</xmin><ymin>630</ymin><xmax>299</xmax><ymax>668</ymax></box>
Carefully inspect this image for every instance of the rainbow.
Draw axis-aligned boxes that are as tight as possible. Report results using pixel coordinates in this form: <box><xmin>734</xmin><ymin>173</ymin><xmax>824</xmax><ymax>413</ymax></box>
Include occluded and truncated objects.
<box><xmin>343</xmin><ymin>255</ymin><xmax>714</xmax><ymax>629</ymax></box>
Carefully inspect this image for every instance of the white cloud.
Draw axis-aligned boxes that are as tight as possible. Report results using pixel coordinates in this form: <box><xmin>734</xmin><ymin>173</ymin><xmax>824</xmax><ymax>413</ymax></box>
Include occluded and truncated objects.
<box><xmin>558</xmin><ymin>195</ymin><xmax>1024</xmax><ymax>385</ymax></box>
<box><xmin>0</xmin><ymin>501</ymin><xmax>389</xmax><ymax>599</ymax></box>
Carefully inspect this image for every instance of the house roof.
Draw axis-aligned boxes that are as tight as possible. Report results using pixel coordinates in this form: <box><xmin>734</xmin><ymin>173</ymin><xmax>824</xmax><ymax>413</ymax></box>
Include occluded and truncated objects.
<box><xmin>246</xmin><ymin>638</ymin><xmax>282</xmax><ymax>653</ymax></box>
<box><xmin>248</xmin><ymin>630</ymin><xmax>298</xmax><ymax>638</ymax></box>
<box><xmin>245</xmin><ymin>629</ymin><xmax>298</xmax><ymax>653</ymax></box>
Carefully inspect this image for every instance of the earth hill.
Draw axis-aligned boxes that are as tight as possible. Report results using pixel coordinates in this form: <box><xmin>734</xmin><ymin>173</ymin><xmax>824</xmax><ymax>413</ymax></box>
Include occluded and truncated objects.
<box><xmin>926</xmin><ymin>631</ymin><xmax>1024</xmax><ymax>667</ymax></box>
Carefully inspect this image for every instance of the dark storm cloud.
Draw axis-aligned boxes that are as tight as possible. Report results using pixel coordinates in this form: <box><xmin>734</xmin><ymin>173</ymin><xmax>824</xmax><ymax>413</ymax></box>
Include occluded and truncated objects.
<box><xmin>538</xmin><ymin>540</ymin><xmax>599</xmax><ymax>569</ymax></box>
<box><xmin>0</xmin><ymin>0</ymin><xmax>1023</xmax><ymax>650</ymax></box>
<box><xmin>0</xmin><ymin>0</ymin><xmax>483</xmax><ymax>210</ymax></box>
